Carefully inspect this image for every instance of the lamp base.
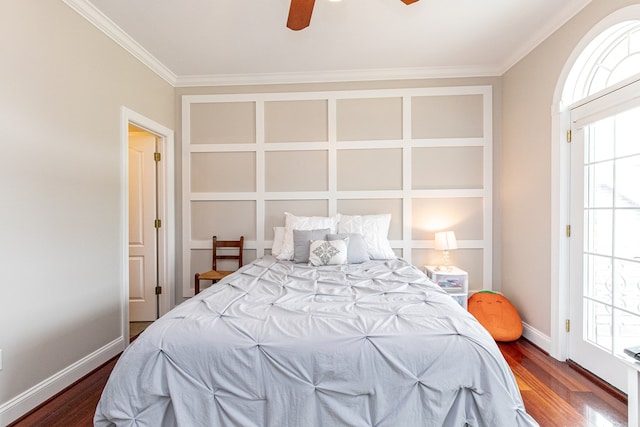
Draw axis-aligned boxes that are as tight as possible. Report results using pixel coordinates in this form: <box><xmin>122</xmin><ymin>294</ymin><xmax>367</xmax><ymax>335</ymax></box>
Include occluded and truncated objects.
<box><xmin>435</xmin><ymin>250</ymin><xmax>452</xmax><ymax>271</ymax></box>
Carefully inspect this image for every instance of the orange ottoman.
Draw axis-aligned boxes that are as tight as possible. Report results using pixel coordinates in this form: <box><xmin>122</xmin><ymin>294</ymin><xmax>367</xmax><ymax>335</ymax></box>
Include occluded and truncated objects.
<box><xmin>468</xmin><ymin>291</ymin><xmax>523</xmax><ymax>342</ymax></box>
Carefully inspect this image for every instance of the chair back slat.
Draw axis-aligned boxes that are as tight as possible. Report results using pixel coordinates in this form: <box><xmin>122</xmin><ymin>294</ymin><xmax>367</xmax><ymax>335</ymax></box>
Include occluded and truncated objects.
<box><xmin>212</xmin><ymin>236</ymin><xmax>244</xmax><ymax>271</ymax></box>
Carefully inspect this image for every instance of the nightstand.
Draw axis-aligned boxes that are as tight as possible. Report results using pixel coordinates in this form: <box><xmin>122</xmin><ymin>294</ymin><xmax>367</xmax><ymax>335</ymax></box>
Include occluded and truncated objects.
<box><xmin>424</xmin><ymin>265</ymin><xmax>469</xmax><ymax>309</ymax></box>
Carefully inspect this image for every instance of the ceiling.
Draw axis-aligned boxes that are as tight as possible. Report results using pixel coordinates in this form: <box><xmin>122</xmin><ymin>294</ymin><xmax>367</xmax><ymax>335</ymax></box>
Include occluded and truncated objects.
<box><xmin>66</xmin><ymin>0</ymin><xmax>593</xmax><ymax>86</ymax></box>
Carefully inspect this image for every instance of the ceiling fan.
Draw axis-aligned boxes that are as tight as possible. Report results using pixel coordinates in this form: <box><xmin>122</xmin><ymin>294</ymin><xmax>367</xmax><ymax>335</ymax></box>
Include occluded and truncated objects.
<box><xmin>287</xmin><ymin>0</ymin><xmax>420</xmax><ymax>31</ymax></box>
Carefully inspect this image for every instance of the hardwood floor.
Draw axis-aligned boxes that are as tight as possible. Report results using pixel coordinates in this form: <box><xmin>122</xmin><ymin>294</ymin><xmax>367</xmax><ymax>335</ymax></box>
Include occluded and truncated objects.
<box><xmin>500</xmin><ymin>339</ymin><xmax>627</xmax><ymax>427</ymax></box>
<box><xmin>8</xmin><ymin>357</ymin><xmax>118</xmax><ymax>427</ymax></box>
<box><xmin>9</xmin><ymin>339</ymin><xmax>627</xmax><ymax>427</ymax></box>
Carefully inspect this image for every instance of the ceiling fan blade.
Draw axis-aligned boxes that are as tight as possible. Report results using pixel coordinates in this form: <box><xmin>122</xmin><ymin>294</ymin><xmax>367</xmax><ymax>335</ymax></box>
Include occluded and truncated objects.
<box><xmin>287</xmin><ymin>0</ymin><xmax>316</xmax><ymax>31</ymax></box>
<box><xmin>400</xmin><ymin>0</ymin><xmax>420</xmax><ymax>4</ymax></box>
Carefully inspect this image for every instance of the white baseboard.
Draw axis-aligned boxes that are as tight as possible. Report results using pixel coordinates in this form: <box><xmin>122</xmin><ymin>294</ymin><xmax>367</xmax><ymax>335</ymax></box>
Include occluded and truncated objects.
<box><xmin>522</xmin><ymin>321</ymin><xmax>553</xmax><ymax>356</ymax></box>
<box><xmin>0</xmin><ymin>337</ymin><xmax>124</xmax><ymax>426</ymax></box>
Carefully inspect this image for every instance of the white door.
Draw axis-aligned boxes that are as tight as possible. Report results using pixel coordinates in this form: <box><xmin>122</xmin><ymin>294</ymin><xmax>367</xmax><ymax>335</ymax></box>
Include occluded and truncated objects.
<box><xmin>569</xmin><ymin>84</ymin><xmax>640</xmax><ymax>392</ymax></box>
<box><xmin>129</xmin><ymin>131</ymin><xmax>158</xmax><ymax>321</ymax></box>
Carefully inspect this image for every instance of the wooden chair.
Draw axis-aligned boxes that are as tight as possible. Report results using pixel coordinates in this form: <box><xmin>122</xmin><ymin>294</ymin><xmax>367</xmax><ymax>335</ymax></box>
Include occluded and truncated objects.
<box><xmin>194</xmin><ymin>236</ymin><xmax>244</xmax><ymax>295</ymax></box>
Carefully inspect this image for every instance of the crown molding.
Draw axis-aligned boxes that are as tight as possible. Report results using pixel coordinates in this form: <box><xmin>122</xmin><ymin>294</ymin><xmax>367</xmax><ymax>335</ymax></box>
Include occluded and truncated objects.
<box><xmin>498</xmin><ymin>0</ymin><xmax>593</xmax><ymax>74</ymax></box>
<box><xmin>64</xmin><ymin>0</ymin><xmax>591</xmax><ymax>88</ymax></box>
<box><xmin>62</xmin><ymin>0</ymin><xmax>177</xmax><ymax>86</ymax></box>
<box><xmin>60</xmin><ymin>0</ymin><xmax>501</xmax><ymax>88</ymax></box>
<box><xmin>175</xmin><ymin>65</ymin><xmax>502</xmax><ymax>88</ymax></box>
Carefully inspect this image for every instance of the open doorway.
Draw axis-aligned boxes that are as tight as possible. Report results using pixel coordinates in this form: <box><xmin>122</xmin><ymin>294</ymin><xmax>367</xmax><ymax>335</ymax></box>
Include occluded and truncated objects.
<box><xmin>122</xmin><ymin>107</ymin><xmax>175</xmax><ymax>343</ymax></box>
<box><xmin>128</xmin><ymin>125</ymin><xmax>160</xmax><ymax>337</ymax></box>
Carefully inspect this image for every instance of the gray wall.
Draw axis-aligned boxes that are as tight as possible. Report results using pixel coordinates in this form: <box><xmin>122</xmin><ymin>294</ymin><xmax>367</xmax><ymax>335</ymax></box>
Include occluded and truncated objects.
<box><xmin>175</xmin><ymin>78</ymin><xmax>503</xmax><ymax>304</ymax></box>
<box><xmin>501</xmin><ymin>0</ymin><xmax>639</xmax><ymax>337</ymax></box>
<box><xmin>0</xmin><ymin>1</ymin><xmax>174</xmax><ymax>423</ymax></box>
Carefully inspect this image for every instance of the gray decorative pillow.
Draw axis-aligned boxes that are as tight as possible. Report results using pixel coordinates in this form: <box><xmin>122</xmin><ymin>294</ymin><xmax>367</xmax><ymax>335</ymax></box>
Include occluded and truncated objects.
<box><xmin>293</xmin><ymin>228</ymin><xmax>330</xmax><ymax>263</ymax></box>
<box><xmin>327</xmin><ymin>233</ymin><xmax>369</xmax><ymax>264</ymax></box>
<box><xmin>308</xmin><ymin>239</ymin><xmax>348</xmax><ymax>266</ymax></box>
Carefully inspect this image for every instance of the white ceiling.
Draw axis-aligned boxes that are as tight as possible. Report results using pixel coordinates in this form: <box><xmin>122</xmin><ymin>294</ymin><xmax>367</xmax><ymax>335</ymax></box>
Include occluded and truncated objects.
<box><xmin>67</xmin><ymin>0</ymin><xmax>593</xmax><ymax>86</ymax></box>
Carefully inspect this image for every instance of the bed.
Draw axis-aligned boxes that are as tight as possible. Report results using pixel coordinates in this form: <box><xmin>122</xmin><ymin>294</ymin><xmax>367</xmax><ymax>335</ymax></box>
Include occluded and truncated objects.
<box><xmin>95</xmin><ymin>214</ymin><xmax>538</xmax><ymax>426</ymax></box>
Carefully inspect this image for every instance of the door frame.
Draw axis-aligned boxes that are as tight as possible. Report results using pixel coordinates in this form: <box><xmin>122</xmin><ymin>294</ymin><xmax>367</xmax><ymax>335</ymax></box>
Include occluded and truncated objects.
<box><xmin>550</xmin><ymin>6</ymin><xmax>640</xmax><ymax>362</ymax></box>
<box><xmin>120</xmin><ymin>106</ymin><xmax>175</xmax><ymax>343</ymax></box>
<box><xmin>567</xmin><ymin>83</ymin><xmax>640</xmax><ymax>393</ymax></box>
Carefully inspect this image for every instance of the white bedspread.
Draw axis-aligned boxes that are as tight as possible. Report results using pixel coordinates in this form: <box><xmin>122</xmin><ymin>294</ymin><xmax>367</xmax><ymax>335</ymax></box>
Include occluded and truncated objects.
<box><xmin>95</xmin><ymin>256</ymin><xmax>538</xmax><ymax>426</ymax></box>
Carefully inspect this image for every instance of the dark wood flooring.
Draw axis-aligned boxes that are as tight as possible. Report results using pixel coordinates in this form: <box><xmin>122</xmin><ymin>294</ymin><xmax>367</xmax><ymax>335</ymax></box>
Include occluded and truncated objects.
<box><xmin>8</xmin><ymin>357</ymin><xmax>118</xmax><ymax>427</ymax></box>
<box><xmin>9</xmin><ymin>339</ymin><xmax>627</xmax><ymax>426</ymax></box>
<box><xmin>501</xmin><ymin>340</ymin><xmax>627</xmax><ymax>426</ymax></box>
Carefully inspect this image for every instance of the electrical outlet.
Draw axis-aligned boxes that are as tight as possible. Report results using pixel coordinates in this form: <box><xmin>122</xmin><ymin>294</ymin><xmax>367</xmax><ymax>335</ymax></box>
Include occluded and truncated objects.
<box><xmin>0</xmin><ymin>349</ymin><xmax>3</xmax><ymax>371</ymax></box>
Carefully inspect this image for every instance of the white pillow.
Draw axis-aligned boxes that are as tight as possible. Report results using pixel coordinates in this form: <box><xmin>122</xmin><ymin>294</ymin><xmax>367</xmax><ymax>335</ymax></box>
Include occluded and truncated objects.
<box><xmin>272</xmin><ymin>226</ymin><xmax>286</xmax><ymax>256</ymax></box>
<box><xmin>277</xmin><ymin>212</ymin><xmax>340</xmax><ymax>260</ymax></box>
<box><xmin>338</xmin><ymin>214</ymin><xmax>395</xmax><ymax>260</ymax></box>
<box><xmin>308</xmin><ymin>239</ymin><xmax>348</xmax><ymax>266</ymax></box>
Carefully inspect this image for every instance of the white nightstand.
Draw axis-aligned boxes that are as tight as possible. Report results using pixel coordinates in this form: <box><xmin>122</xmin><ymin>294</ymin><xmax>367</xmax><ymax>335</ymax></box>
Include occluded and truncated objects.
<box><xmin>424</xmin><ymin>265</ymin><xmax>469</xmax><ymax>309</ymax></box>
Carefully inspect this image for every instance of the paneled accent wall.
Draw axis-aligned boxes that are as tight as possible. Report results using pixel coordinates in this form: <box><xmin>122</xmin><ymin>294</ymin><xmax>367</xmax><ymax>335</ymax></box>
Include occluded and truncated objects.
<box><xmin>182</xmin><ymin>87</ymin><xmax>492</xmax><ymax>297</ymax></box>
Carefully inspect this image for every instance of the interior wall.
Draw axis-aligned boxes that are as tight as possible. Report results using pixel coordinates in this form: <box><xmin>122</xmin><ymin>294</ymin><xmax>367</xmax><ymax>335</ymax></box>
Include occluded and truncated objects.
<box><xmin>175</xmin><ymin>77</ymin><xmax>503</xmax><ymax>304</ymax></box>
<box><xmin>501</xmin><ymin>0</ymin><xmax>638</xmax><ymax>341</ymax></box>
<box><xmin>3</xmin><ymin>0</ymin><xmax>629</xmax><ymax>420</ymax></box>
<box><xmin>0</xmin><ymin>1</ymin><xmax>174</xmax><ymax>422</ymax></box>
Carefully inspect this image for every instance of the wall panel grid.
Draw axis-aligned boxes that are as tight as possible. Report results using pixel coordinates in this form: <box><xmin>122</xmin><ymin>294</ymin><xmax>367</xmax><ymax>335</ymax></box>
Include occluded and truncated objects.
<box><xmin>182</xmin><ymin>86</ymin><xmax>493</xmax><ymax>297</ymax></box>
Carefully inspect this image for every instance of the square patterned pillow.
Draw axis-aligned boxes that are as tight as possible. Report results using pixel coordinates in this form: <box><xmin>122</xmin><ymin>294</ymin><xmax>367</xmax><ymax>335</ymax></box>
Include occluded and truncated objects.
<box><xmin>293</xmin><ymin>228</ymin><xmax>330</xmax><ymax>263</ymax></box>
<box><xmin>308</xmin><ymin>239</ymin><xmax>348</xmax><ymax>266</ymax></box>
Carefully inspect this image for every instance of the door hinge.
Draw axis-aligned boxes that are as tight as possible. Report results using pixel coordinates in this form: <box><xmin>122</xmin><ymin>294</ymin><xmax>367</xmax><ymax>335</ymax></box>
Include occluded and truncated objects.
<box><xmin>155</xmin><ymin>286</ymin><xmax>162</xmax><ymax>295</ymax></box>
<box><xmin>566</xmin><ymin>130</ymin><xmax>572</xmax><ymax>143</ymax></box>
<box><xmin>565</xmin><ymin>319</ymin><xmax>570</xmax><ymax>332</ymax></box>
<box><xmin>566</xmin><ymin>225</ymin><xmax>571</xmax><ymax>237</ymax></box>
<box><xmin>154</xmin><ymin>152</ymin><xmax>161</xmax><ymax>162</ymax></box>
<box><xmin>154</xmin><ymin>219</ymin><xmax>162</xmax><ymax>228</ymax></box>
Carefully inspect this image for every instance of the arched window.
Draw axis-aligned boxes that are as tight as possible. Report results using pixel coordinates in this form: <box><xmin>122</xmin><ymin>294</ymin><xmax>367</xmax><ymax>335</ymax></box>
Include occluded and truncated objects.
<box><xmin>563</xmin><ymin>20</ymin><xmax>640</xmax><ymax>105</ymax></box>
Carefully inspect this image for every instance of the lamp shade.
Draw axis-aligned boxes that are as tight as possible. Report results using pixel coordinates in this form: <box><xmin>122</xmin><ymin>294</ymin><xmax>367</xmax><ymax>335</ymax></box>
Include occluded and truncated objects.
<box><xmin>434</xmin><ymin>231</ymin><xmax>457</xmax><ymax>251</ymax></box>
